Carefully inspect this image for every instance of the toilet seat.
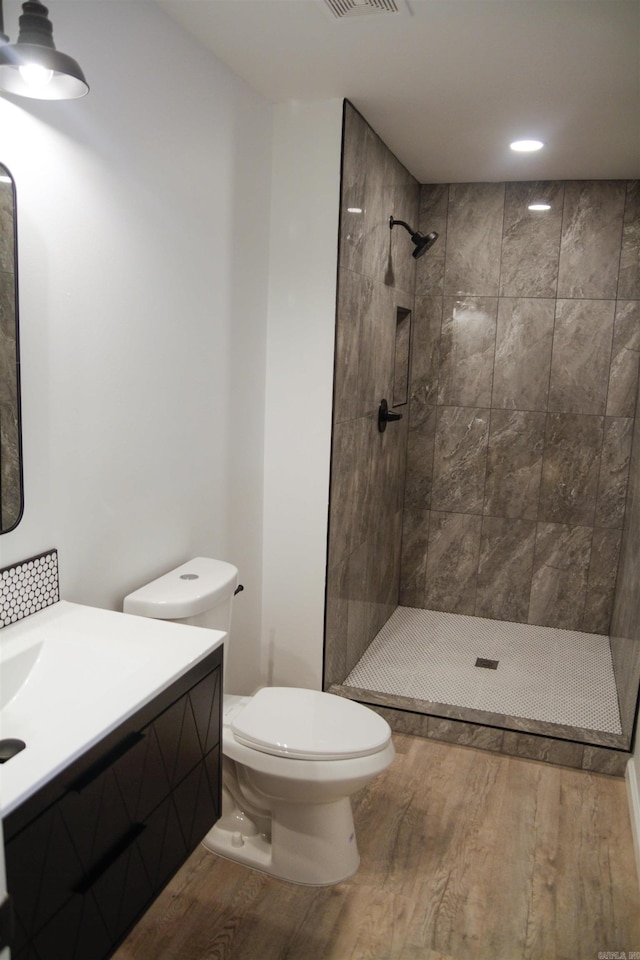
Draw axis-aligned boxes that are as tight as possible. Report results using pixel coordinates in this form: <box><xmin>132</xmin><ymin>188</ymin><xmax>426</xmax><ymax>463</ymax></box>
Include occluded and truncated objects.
<box><xmin>230</xmin><ymin>687</ymin><xmax>391</xmax><ymax>761</ymax></box>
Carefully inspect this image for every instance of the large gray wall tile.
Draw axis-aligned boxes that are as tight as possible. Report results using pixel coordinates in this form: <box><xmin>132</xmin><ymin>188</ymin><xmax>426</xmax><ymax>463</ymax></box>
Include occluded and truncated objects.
<box><xmin>329</xmin><ymin>418</ymin><xmax>372</xmax><ymax>565</ymax></box>
<box><xmin>344</xmin><ymin>539</ymin><xmax>371</xmax><ymax>675</ymax></box>
<box><xmin>324</xmin><ymin>558</ymin><xmax>349</xmax><ymax>686</ymax></box>
<box><xmin>437</xmin><ymin>297</ymin><xmax>497</xmax><ymax>407</ymax></box>
<box><xmin>595</xmin><ymin>417</ymin><xmax>633</xmax><ymax>528</ymax></box>
<box><xmin>500</xmin><ymin>181</ymin><xmax>563</xmax><ymax>298</ymax></box>
<box><xmin>411</xmin><ymin>296</ymin><xmax>441</xmax><ymax>404</ymax></box>
<box><xmin>444</xmin><ymin>182</ymin><xmax>505</xmax><ymax>296</ymax></box>
<box><xmin>340</xmin><ymin>105</ymin><xmax>418</xmax><ymax>292</ymax></box>
<box><xmin>583</xmin><ymin>528</ymin><xmax>622</xmax><ymax>635</ymax></box>
<box><xmin>372</xmin><ymin>406</ymin><xmax>408</xmax><ymax>517</ymax></box>
<box><xmin>432</xmin><ymin>406</ymin><xmax>490</xmax><ymax>514</ymax></box>
<box><xmin>529</xmin><ymin>523</ymin><xmax>592</xmax><ymax>629</ymax></box>
<box><xmin>475</xmin><ymin>517</ymin><xmax>536</xmax><ymax>622</ymax></box>
<box><xmin>548</xmin><ymin>299</ymin><xmax>615</xmax><ymax>414</ymax></box>
<box><xmin>334</xmin><ymin>268</ymin><xmax>368</xmax><ymax>423</ymax></box>
<box><xmin>399</xmin><ymin>508</ymin><xmax>429</xmax><ymax>608</ymax></box>
<box><xmin>424</xmin><ymin>511</ymin><xmax>482</xmax><ymax>614</ymax></box>
<box><xmin>339</xmin><ymin>111</ymin><xmax>377</xmax><ymax>276</ymax></box>
<box><xmin>609</xmin><ymin>372</ymin><xmax>640</xmax><ymax>738</ymax></box>
<box><xmin>618</xmin><ymin>180</ymin><xmax>640</xmax><ymax>299</ymax></box>
<box><xmin>416</xmin><ymin>184</ymin><xmax>448</xmax><ymax>297</ymax></box>
<box><xmin>492</xmin><ymin>298</ymin><xmax>555</xmax><ymax>411</ymax></box>
<box><xmin>539</xmin><ymin>413</ymin><xmax>603</xmax><ymax>524</ymax></box>
<box><xmin>611</xmin><ymin>380</ymin><xmax>640</xmax><ymax>640</ymax></box>
<box><xmin>404</xmin><ymin>397</ymin><xmax>436</xmax><ymax>513</ymax></box>
<box><xmin>557</xmin><ymin>181</ymin><xmax>626</xmax><ymax>299</ymax></box>
<box><xmin>483</xmin><ymin>410</ymin><xmax>545</xmax><ymax>520</ymax></box>
<box><xmin>356</xmin><ymin>280</ymin><xmax>399</xmax><ymax>418</ymax></box>
<box><xmin>607</xmin><ymin>300</ymin><xmax>640</xmax><ymax>417</ymax></box>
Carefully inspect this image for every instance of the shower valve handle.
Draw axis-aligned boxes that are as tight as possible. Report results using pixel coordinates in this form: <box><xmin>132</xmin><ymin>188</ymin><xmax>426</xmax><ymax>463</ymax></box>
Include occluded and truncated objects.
<box><xmin>378</xmin><ymin>398</ymin><xmax>403</xmax><ymax>433</ymax></box>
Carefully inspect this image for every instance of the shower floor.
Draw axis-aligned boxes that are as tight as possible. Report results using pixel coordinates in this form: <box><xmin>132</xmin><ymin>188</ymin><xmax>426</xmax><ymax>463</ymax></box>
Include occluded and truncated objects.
<box><xmin>344</xmin><ymin>607</ymin><xmax>622</xmax><ymax>735</ymax></box>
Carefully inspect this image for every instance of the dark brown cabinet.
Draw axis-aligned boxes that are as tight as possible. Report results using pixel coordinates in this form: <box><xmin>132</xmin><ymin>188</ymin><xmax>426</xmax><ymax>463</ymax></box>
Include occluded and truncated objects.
<box><xmin>4</xmin><ymin>647</ymin><xmax>222</xmax><ymax>960</ymax></box>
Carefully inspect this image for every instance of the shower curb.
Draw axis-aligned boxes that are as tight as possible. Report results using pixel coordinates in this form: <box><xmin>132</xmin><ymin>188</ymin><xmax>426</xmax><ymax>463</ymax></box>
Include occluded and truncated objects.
<box><xmin>329</xmin><ymin>683</ymin><xmax>630</xmax><ymax>778</ymax></box>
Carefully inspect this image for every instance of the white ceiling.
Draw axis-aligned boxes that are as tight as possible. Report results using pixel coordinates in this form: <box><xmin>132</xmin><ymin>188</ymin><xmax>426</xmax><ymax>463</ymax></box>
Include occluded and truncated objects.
<box><xmin>160</xmin><ymin>0</ymin><xmax>640</xmax><ymax>184</ymax></box>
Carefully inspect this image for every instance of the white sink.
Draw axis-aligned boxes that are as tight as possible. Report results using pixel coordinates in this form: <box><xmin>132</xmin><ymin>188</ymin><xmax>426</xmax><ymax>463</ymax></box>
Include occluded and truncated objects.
<box><xmin>1</xmin><ymin>641</ymin><xmax>43</xmax><ymax>707</ymax></box>
<box><xmin>0</xmin><ymin>600</ymin><xmax>225</xmax><ymax>817</ymax></box>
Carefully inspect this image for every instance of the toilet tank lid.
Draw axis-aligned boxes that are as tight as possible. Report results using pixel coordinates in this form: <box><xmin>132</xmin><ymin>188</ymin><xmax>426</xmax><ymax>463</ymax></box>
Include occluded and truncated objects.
<box><xmin>231</xmin><ymin>687</ymin><xmax>392</xmax><ymax>760</ymax></box>
<box><xmin>123</xmin><ymin>558</ymin><xmax>238</xmax><ymax>620</ymax></box>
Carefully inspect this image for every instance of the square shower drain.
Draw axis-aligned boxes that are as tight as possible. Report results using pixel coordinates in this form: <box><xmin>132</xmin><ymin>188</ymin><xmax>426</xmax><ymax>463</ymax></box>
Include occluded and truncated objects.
<box><xmin>475</xmin><ymin>657</ymin><xmax>499</xmax><ymax>670</ymax></box>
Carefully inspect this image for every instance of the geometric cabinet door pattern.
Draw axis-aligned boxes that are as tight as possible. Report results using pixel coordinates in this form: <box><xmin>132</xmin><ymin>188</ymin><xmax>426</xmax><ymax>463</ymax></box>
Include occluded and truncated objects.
<box><xmin>5</xmin><ymin>654</ymin><xmax>222</xmax><ymax>960</ymax></box>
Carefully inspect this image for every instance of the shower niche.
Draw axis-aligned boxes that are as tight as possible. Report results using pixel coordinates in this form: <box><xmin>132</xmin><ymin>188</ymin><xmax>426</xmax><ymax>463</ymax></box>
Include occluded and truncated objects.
<box><xmin>324</xmin><ymin>101</ymin><xmax>640</xmax><ymax>775</ymax></box>
<box><xmin>392</xmin><ymin>307</ymin><xmax>411</xmax><ymax>408</ymax></box>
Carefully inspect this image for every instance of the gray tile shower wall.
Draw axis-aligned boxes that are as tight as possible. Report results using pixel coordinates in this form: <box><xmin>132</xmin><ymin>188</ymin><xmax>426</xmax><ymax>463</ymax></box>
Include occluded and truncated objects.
<box><xmin>325</xmin><ymin>102</ymin><xmax>419</xmax><ymax>686</ymax></box>
<box><xmin>610</xmin><ymin>366</ymin><xmax>640</xmax><ymax>737</ymax></box>
<box><xmin>403</xmin><ymin>179</ymin><xmax>640</xmax><ymax>634</ymax></box>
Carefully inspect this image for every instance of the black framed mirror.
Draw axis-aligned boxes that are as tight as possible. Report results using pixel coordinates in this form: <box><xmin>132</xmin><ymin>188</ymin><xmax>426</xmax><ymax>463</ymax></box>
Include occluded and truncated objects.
<box><xmin>0</xmin><ymin>162</ymin><xmax>23</xmax><ymax>533</ymax></box>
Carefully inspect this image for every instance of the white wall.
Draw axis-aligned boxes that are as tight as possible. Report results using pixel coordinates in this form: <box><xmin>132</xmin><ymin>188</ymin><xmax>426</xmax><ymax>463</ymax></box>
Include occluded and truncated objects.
<box><xmin>261</xmin><ymin>100</ymin><xmax>343</xmax><ymax>690</ymax></box>
<box><xmin>0</xmin><ymin>0</ymin><xmax>273</xmax><ymax>693</ymax></box>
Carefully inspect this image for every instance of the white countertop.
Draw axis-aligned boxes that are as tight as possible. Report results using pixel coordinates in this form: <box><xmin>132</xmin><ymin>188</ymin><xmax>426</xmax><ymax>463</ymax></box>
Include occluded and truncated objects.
<box><xmin>0</xmin><ymin>601</ymin><xmax>225</xmax><ymax>818</ymax></box>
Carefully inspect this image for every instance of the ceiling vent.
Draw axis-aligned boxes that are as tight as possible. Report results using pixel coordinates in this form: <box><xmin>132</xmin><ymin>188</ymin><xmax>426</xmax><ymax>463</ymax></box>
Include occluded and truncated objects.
<box><xmin>321</xmin><ymin>0</ymin><xmax>411</xmax><ymax>21</ymax></box>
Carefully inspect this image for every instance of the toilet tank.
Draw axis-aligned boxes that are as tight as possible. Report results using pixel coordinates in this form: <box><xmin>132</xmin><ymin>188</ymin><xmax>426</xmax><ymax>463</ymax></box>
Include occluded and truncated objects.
<box><xmin>123</xmin><ymin>558</ymin><xmax>239</xmax><ymax>635</ymax></box>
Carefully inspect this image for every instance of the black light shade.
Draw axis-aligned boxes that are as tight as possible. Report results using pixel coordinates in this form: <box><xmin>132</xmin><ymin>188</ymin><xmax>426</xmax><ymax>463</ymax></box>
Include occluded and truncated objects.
<box><xmin>0</xmin><ymin>1</ymin><xmax>88</xmax><ymax>100</ymax></box>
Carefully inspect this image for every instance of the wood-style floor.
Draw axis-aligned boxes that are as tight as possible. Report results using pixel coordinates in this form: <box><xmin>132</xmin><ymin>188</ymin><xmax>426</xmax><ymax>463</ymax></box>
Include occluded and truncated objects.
<box><xmin>113</xmin><ymin>733</ymin><xmax>640</xmax><ymax>960</ymax></box>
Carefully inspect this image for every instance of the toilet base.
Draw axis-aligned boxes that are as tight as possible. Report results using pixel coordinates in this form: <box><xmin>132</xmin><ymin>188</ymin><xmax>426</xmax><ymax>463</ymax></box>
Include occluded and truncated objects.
<box><xmin>202</xmin><ymin>794</ymin><xmax>360</xmax><ymax>886</ymax></box>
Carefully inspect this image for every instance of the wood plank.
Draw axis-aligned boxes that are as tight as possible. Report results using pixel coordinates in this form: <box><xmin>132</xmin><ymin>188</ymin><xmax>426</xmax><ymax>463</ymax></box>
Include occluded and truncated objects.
<box><xmin>113</xmin><ymin>733</ymin><xmax>640</xmax><ymax>960</ymax></box>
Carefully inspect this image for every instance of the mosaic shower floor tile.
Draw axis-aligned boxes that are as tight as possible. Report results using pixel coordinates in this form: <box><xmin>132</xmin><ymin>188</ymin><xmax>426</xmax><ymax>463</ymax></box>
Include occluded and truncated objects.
<box><xmin>344</xmin><ymin>606</ymin><xmax>622</xmax><ymax>734</ymax></box>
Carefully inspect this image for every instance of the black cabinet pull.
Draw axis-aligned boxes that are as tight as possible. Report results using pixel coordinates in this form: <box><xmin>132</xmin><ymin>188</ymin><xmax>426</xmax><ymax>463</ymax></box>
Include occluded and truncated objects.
<box><xmin>68</xmin><ymin>731</ymin><xmax>145</xmax><ymax>793</ymax></box>
<box><xmin>73</xmin><ymin>823</ymin><xmax>146</xmax><ymax>894</ymax></box>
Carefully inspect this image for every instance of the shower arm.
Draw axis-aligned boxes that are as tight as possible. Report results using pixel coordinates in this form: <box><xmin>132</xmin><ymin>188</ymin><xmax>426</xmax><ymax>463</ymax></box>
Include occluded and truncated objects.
<box><xmin>389</xmin><ymin>217</ymin><xmax>415</xmax><ymax>237</ymax></box>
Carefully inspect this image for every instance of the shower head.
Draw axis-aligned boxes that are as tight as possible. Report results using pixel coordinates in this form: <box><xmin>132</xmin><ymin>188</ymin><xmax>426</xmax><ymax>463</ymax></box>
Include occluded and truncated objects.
<box><xmin>411</xmin><ymin>230</ymin><xmax>438</xmax><ymax>259</ymax></box>
<box><xmin>389</xmin><ymin>216</ymin><xmax>438</xmax><ymax>259</ymax></box>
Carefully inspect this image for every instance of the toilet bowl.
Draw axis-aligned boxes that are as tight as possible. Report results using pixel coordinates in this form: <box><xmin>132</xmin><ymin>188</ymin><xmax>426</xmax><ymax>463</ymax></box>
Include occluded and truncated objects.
<box><xmin>205</xmin><ymin>687</ymin><xmax>394</xmax><ymax>884</ymax></box>
<box><xmin>123</xmin><ymin>558</ymin><xmax>395</xmax><ymax>885</ymax></box>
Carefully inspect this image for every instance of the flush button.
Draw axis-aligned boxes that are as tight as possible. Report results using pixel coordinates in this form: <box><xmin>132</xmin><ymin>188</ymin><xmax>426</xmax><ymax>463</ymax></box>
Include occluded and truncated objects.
<box><xmin>180</xmin><ymin>574</ymin><xmax>199</xmax><ymax>580</ymax></box>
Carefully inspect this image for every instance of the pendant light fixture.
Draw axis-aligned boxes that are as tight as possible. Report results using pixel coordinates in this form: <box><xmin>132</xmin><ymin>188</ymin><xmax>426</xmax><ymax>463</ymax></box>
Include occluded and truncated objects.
<box><xmin>0</xmin><ymin>0</ymin><xmax>88</xmax><ymax>100</ymax></box>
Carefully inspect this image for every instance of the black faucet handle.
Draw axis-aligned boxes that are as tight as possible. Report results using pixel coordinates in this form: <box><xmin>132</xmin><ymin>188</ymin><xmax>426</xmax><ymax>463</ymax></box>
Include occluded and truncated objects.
<box><xmin>378</xmin><ymin>398</ymin><xmax>403</xmax><ymax>433</ymax></box>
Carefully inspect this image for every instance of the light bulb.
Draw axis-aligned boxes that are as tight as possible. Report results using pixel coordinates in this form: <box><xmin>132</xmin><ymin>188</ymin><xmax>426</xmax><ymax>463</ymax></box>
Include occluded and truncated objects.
<box><xmin>19</xmin><ymin>63</ymin><xmax>54</xmax><ymax>89</ymax></box>
<box><xmin>510</xmin><ymin>139</ymin><xmax>544</xmax><ymax>153</ymax></box>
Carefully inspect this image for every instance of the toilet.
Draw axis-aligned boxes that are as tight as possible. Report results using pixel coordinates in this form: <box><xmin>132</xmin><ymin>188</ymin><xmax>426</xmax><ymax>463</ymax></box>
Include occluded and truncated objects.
<box><xmin>123</xmin><ymin>557</ymin><xmax>395</xmax><ymax>886</ymax></box>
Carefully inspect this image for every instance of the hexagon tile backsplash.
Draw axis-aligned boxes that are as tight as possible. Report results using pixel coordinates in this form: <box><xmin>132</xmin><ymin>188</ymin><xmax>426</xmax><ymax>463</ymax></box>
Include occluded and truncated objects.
<box><xmin>0</xmin><ymin>550</ymin><xmax>59</xmax><ymax>628</ymax></box>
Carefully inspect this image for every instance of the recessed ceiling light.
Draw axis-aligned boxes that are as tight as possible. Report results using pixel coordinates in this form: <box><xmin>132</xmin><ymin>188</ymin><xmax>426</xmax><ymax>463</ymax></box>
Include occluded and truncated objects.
<box><xmin>510</xmin><ymin>139</ymin><xmax>544</xmax><ymax>152</ymax></box>
<box><xmin>528</xmin><ymin>203</ymin><xmax>551</xmax><ymax>211</ymax></box>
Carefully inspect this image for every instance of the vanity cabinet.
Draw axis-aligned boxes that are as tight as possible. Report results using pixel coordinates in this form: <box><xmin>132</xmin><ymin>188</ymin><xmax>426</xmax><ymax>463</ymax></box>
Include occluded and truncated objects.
<box><xmin>4</xmin><ymin>647</ymin><xmax>222</xmax><ymax>960</ymax></box>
